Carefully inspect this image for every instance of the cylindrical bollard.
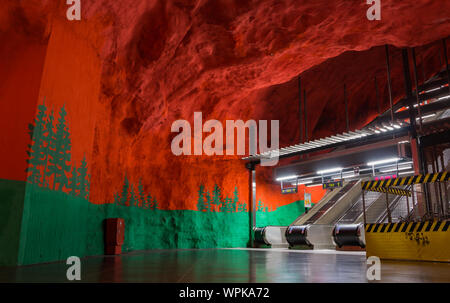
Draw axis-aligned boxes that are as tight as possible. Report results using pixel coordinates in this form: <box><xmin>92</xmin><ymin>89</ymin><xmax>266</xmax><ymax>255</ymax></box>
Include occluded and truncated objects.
<box><xmin>332</xmin><ymin>224</ymin><xmax>365</xmax><ymax>248</ymax></box>
<box><xmin>285</xmin><ymin>225</ymin><xmax>312</xmax><ymax>247</ymax></box>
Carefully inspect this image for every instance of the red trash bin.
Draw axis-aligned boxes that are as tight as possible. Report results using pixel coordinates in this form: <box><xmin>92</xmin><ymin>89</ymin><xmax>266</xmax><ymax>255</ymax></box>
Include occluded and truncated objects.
<box><xmin>104</xmin><ymin>218</ymin><xmax>125</xmax><ymax>255</ymax></box>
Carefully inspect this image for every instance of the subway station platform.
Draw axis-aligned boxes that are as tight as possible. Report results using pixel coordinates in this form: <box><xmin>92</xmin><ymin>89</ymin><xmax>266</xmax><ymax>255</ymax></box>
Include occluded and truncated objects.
<box><xmin>1</xmin><ymin>248</ymin><xmax>449</xmax><ymax>283</ymax></box>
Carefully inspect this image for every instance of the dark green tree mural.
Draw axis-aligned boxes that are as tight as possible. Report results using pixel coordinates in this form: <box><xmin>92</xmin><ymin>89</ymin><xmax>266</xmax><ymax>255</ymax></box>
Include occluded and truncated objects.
<box><xmin>204</xmin><ymin>190</ymin><xmax>213</xmax><ymax>212</ymax></box>
<box><xmin>197</xmin><ymin>184</ymin><xmax>206</xmax><ymax>212</ymax></box>
<box><xmin>137</xmin><ymin>179</ymin><xmax>145</xmax><ymax>207</ymax></box>
<box><xmin>222</xmin><ymin>196</ymin><xmax>234</xmax><ymax>213</ymax></box>
<box><xmin>77</xmin><ymin>155</ymin><xmax>89</xmax><ymax>200</ymax></box>
<box><xmin>113</xmin><ymin>192</ymin><xmax>120</xmax><ymax>205</ymax></box>
<box><xmin>43</xmin><ymin>109</ymin><xmax>55</xmax><ymax>188</ymax></box>
<box><xmin>237</xmin><ymin>202</ymin><xmax>247</xmax><ymax>212</ymax></box>
<box><xmin>129</xmin><ymin>184</ymin><xmax>137</xmax><ymax>207</ymax></box>
<box><xmin>68</xmin><ymin>165</ymin><xmax>79</xmax><ymax>196</ymax></box>
<box><xmin>257</xmin><ymin>200</ymin><xmax>266</xmax><ymax>212</ymax></box>
<box><xmin>25</xmin><ymin>102</ymin><xmax>91</xmax><ymax>201</ymax></box>
<box><xmin>232</xmin><ymin>186</ymin><xmax>239</xmax><ymax>212</ymax></box>
<box><xmin>144</xmin><ymin>194</ymin><xmax>152</xmax><ymax>209</ymax></box>
<box><xmin>152</xmin><ymin>197</ymin><xmax>158</xmax><ymax>210</ymax></box>
<box><xmin>212</xmin><ymin>184</ymin><xmax>222</xmax><ymax>212</ymax></box>
<box><xmin>47</xmin><ymin>106</ymin><xmax>71</xmax><ymax>190</ymax></box>
<box><xmin>27</xmin><ymin>102</ymin><xmax>48</xmax><ymax>185</ymax></box>
<box><xmin>120</xmin><ymin>175</ymin><xmax>129</xmax><ymax>206</ymax></box>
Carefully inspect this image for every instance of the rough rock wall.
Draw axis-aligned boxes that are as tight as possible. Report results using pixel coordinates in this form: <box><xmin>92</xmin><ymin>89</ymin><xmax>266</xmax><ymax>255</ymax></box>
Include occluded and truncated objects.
<box><xmin>1</xmin><ymin>0</ymin><xmax>450</xmax><ymax>211</ymax></box>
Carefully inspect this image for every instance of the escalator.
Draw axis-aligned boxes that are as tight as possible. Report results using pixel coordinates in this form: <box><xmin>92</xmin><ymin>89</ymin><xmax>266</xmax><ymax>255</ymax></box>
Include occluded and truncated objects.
<box><xmin>285</xmin><ymin>180</ymin><xmax>363</xmax><ymax>249</ymax></box>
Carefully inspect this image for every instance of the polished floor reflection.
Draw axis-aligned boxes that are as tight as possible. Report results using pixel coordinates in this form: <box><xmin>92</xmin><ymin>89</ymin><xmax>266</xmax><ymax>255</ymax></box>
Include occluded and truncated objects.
<box><xmin>1</xmin><ymin>248</ymin><xmax>449</xmax><ymax>283</ymax></box>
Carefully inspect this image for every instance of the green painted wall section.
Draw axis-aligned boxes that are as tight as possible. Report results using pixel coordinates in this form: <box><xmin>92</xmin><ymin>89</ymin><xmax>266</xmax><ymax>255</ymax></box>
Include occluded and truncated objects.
<box><xmin>11</xmin><ymin>184</ymin><xmax>305</xmax><ymax>265</ymax></box>
<box><xmin>256</xmin><ymin>201</ymin><xmax>305</xmax><ymax>227</ymax></box>
<box><xmin>0</xmin><ymin>179</ymin><xmax>26</xmax><ymax>266</ymax></box>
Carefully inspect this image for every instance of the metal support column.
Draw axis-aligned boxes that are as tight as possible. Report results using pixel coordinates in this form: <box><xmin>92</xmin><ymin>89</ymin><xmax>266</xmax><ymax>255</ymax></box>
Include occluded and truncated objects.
<box><xmin>246</xmin><ymin>162</ymin><xmax>256</xmax><ymax>247</ymax></box>
<box><xmin>440</xmin><ymin>153</ymin><xmax>449</xmax><ymax>215</ymax></box>
<box><xmin>412</xmin><ymin>48</ymin><xmax>423</xmax><ymax>132</ymax></box>
<box><xmin>344</xmin><ymin>84</ymin><xmax>349</xmax><ymax>132</ymax></box>
<box><xmin>385</xmin><ymin>45</ymin><xmax>394</xmax><ymax>123</ymax></box>
<box><xmin>298</xmin><ymin>76</ymin><xmax>303</xmax><ymax>143</ymax></box>
<box><xmin>304</xmin><ymin>90</ymin><xmax>308</xmax><ymax>142</ymax></box>
<box><xmin>402</xmin><ymin>48</ymin><xmax>418</xmax><ymax>137</ymax></box>
<box><xmin>374</xmin><ymin>76</ymin><xmax>381</xmax><ymax>114</ymax></box>
<box><xmin>443</xmin><ymin>38</ymin><xmax>450</xmax><ymax>94</ymax></box>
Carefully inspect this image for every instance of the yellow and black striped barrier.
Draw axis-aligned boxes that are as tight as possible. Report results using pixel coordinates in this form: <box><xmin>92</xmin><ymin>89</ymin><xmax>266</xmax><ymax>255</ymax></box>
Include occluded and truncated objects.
<box><xmin>365</xmin><ymin>221</ymin><xmax>450</xmax><ymax>262</ymax></box>
<box><xmin>365</xmin><ymin>186</ymin><xmax>411</xmax><ymax>197</ymax></box>
<box><xmin>362</xmin><ymin>171</ymin><xmax>449</xmax><ymax>190</ymax></box>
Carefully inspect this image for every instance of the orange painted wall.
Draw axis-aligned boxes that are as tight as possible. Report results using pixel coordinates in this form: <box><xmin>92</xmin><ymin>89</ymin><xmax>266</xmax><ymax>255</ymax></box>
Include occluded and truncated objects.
<box><xmin>35</xmin><ymin>17</ymin><xmax>102</xmax><ymax>186</ymax></box>
<box><xmin>0</xmin><ymin>30</ymin><xmax>48</xmax><ymax>181</ymax></box>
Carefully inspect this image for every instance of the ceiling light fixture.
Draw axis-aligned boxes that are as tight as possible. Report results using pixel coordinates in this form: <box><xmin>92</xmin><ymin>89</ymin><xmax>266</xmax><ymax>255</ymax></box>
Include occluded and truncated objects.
<box><xmin>367</xmin><ymin>157</ymin><xmax>400</xmax><ymax>166</ymax></box>
<box><xmin>317</xmin><ymin>167</ymin><xmax>343</xmax><ymax>175</ymax></box>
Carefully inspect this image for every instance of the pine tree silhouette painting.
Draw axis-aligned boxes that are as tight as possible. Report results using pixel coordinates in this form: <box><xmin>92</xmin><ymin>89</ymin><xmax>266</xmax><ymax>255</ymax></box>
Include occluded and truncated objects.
<box><xmin>25</xmin><ymin>101</ymin><xmax>91</xmax><ymax>201</ymax></box>
<box><xmin>68</xmin><ymin>165</ymin><xmax>79</xmax><ymax>196</ymax></box>
<box><xmin>145</xmin><ymin>194</ymin><xmax>152</xmax><ymax>209</ymax></box>
<box><xmin>120</xmin><ymin>175</ymin><xmax>129</xmax><ymax>206</ymax></box>
<box><xmin>26</xmin><ymin>102</ymin><xmax>47</xmax><ymax>185</ymax></box>
<box><xmin>49</xmin><ymin>105</ymin><xmax>71</xmax><ymax>190</ymax></box>
<box><xmin>129</xmin><ymin>184</ymin><xmax>137</xmax><ymax>207</ymax></box>
<box><xmin>137</xmin><ymin>179</ymin><xmax>146</xmax><ymax>207</ymax></box>
<box><xmin>232</xmin><ymin>186</ymin><xmax>239</xmax><ymax>212</ymax></box>
<box><xmin>257</xmin><ymin>200</ymin><xmax>266</xmax><ymax>212</ymax></box>
<box><xmin>113</xmin><ymin>192</ymin><xmax>120</xmax><ymax>205</ymax></box>
<box><xmin>223</xmin><ymin>197</ymin><xmax>234</xmax><ymax>213</ymax></box>
<box><xmin>43</xmin><ymin>109</ymin><xmax>56</xmax><ymax>188</ymax></box>
<box><xmin>152</xmin><ymin>197</ymin><xmax>158</xmax><ymax>210</ymax></box>
<box><xmin>212</xmin><ymin>184</ymin><xmax>222</xmax><ymax>212</ymax></box>
<box><xmin>204</xmin><ymin>190</ymin><xmax>213</xmax><ymax>212</ymax></box>
<box><xmin>237</xmin><ymin>202</ymin><xmax>247</xmax><ymax>212</ymax></box>
<box><xmin>77</xmin><ymin>156</ymin><xmax>89</xmax><ymax>200</ymax></box>
<box><xmin>197</xmin><ymin>185</ymin><xmax>206</xmax><ymax>212</ymax></box>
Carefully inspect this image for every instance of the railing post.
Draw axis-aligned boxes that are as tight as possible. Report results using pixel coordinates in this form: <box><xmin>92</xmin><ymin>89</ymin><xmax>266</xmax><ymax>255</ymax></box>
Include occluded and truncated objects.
<box><xmin>385</xmin><ymin>192</ymin><xmax>392</xmax><ymax>223</ymax></box>
<box><xmin>362</xmin><ymin>190</ymin><xmax>367</xmax><ymax>225</ymax></box>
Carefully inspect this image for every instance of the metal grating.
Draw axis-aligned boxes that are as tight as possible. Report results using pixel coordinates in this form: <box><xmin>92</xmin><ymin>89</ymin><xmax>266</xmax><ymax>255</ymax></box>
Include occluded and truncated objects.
<box><xmin>242</xmin><ymin>120</ymin><xmax>409</xmax><ymax>162</ymax></box>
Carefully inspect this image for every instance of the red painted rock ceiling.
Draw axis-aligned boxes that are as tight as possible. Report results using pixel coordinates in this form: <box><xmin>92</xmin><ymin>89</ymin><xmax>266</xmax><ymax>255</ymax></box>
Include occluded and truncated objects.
<box><xmin>1</xmin><ymin>0</ymin><xmax>450</xmax><ymax>210</ymax></box>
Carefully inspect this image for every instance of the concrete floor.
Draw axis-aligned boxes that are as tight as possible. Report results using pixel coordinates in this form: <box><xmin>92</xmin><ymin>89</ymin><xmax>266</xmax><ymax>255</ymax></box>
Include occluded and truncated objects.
<box><xmin>1</xmin><ymin>248</ymin><xmax>449</xmax><ymax>283</ymax></box>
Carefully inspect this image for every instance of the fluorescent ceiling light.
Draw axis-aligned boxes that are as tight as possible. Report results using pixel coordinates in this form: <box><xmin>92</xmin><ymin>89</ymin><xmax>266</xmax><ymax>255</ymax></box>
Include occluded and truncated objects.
<box><xmin>417</xmin><ymin>113</ymin><xmax>436</xmax><ymax>120</ymax></box>
<box><xmin>399</xmin><ymin>170</ymin><xmax>415</xmax><ymax>176</ymax></box>
<box><xmin>317</xmin><ymin>167</ymin><xmax>343</xmax><ymax>175</ymax></box>
<box><xmin>276</xmin><ymin>175</ymin><xmax>298</xmax><ymax>182</ymax></box>
<box><xmin>333</xmin><ymin>173</ymin><xmax>354</xmax><ymax>180</ymax></box>
<box><xmin>294</xmin><ymin>180</ymin><xmax>313</xmax><ymax>185</ymax></box>
<box><xmin>306</xmin><ymin>184</ymin><xmax>322</xmax><ymax>188</ymax></box>
<box><xmin>367</xmin><ymin>157</ymin><xmax>400</xmax><ymax>166</ymax></box>
<box><xmin>424</xmin><ymin>87</ymin><xmax>440</xmax><ymax>93</ymax></box>
<box><xmin>379</xmin><ymin>165</ymin><xmax>412</xmax><ymax>173</ymax></box>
